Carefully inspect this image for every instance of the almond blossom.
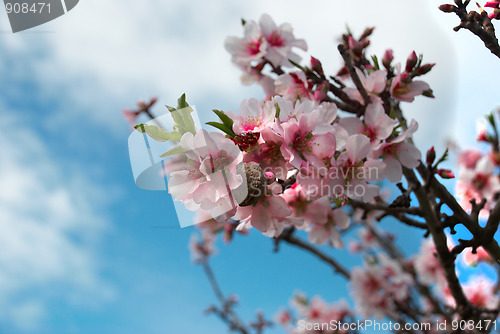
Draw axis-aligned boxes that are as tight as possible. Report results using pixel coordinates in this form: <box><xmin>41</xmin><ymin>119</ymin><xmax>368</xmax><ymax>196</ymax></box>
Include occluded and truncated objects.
<box><xmin>235</xmin><ymin>182</ymin><xmax>296</xmax><ymax>236</ymax></box>
<box><xmin>338</xmin><ymin>101</ymin><xmax>398</xmax><ymax>144</ymax></box>
<box><xmin>350</xmin><ymin>254</ymin><xmax>413</xmax><ymax>319</ymax></box>
<box><xmin>231</xmin><ymin>98</ymin><xmax>275</xmax><ymax>135</ymax></box>
<box><xmin>275</xmin><ymin>71</ymin><xmax>314</xmax><ymax>101</ymax></box>
<box><xmin>390</xmin><ymin>64</ymin><xmax>431</xmax><ymax>102</ymax></box>
<box><xmin>371</xmin><ymin>120</ymin><xmax>421</xmax><ymax>182</ymax></box>
<box><xmin>456</xmin><ymin>154</ymin><xmax>500</xmax><ymax>213</ymax></box>
<box><xmin>462</xmin><ymin>246</ymin><xmax>493</xmax><ymax>267</ymax></box>
<box><xmin>259</xmin><ymin>14</ymin><xmax>307</xmax><ymax>68</ymax></box>
<box><xmin>303</xmin><ymin>196</ymin><xmax>350</xmax><ymax>247</ymax></box>
<box><xmin>167</xmin><ymin>130</ymin><xmax>244</xmax><ymax>219</ymax></box>
<box><xmin>343</xmin><ymin>68</ymin><xmax>387</xmax><ymax>104</ymax></box>
<box><xmin>328</xmin><ymin>134</ymin><xmax>386</xmax><ymax>202</ymax></box>
<box><xmin>224</xmin><ymin>14</ymin><xmax>307</xmax><ymax>70</ymax></box>
<box><xmin>414</xmin><ymin>238</ymin><xmax>446</xmax><ymax>286</ymax></box>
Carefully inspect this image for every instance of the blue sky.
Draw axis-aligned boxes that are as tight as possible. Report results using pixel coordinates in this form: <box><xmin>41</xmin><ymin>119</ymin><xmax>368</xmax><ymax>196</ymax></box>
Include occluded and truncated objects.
<box><xmin>0</xmin><ymin>0</ymin><xmax>499</xmax><ymax>333</ymax></box>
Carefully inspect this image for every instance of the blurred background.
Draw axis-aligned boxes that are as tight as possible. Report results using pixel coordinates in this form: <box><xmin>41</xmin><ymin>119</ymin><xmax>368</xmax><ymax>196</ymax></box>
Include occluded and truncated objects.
<box><xmin>0</xmin><ymin>0</ymin><xmax>498</xmax><ymax>333</ymax></box>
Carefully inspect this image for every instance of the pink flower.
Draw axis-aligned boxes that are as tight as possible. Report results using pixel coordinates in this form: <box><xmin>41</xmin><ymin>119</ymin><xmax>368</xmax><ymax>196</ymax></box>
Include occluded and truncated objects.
<box><xmin>286</xmin><ymin>294</ymin><xmax>350</xmax><ymax>334</ymax></box>
<box><xmin>350</xmin><ymin>254</ymin><xmax>413</xmax><ymax>319</ymax></box>
<box><xmin>458</xmin><ymin>149</ymin><xmax>482</xmax><ymax>169</ymax></box>
<box><xmin>259</xmin><ymin>14</ymin><xmax>307</xmax><ymax>68</ymax></box>
<box><xmin>462</xmin><ymin>246</ymin><xmax>493</xmax><ymax>267</ymax></box>
<box><xmin>442</xmin><ymin>276</ymin><xmax>499</xmax><ymax>309</ymax></box>
<box><xmin>339</xmin><ymin>101</ymin><xmax>398</xmax><ymax>143</ymax></box>
<box><xmin>343</xmin><ymin>68</ymin><xmax>387</xmax><ymax>104</ymax></box>
<box><xmin>390</xmin><ymin>64</ymin><xmax>430</xmax><ymax>102</ymax></box>
<box><xmin>231</xmin><ymin>98</ymin><xmax>275</xmax><ymax>134</ymax></box>
<box><xmin>275</xmin><ymin>71</ymin><xmax>313</xmax><ymax>101</ymax></box>
<box><xmin>456</xmin><ymin>155</ymin><xmax>500</xmax><ymax>214</ymax></box>
<box><xmin>281</xmin><ymin>183</ymin><xmax>311</xmax><ymax>218</ymax></box>
<box><xmin>303</xmin><ymin>196</ymin><xmax>350</xmax><ymax>247</ymax></box>
<box><xmin>329</xmin><ymin>134</ymin><xmax>386</xmax><ymax>202</ymax></box>
<box><xmin>235</xmin><ymin>183</ymin><xmax>294</xmax><ymax>236</ymax></box>
<box><xmin>463</xmin><ymin>278</ymin><xmax>499</xmax><ymax>309</ymax></box>
<box><xmin>414</xmin><ymin>238</ymin><xmax>446</xmax><ymax>286</ymax></box>
<box><xmin>280</xmin><ymin>109</ymin><xmax>336</xmax><ymax>170</ymax></box>
<box><xmin>225</xmin><ymin>20</ymin><xmax>267</xmax><ymax>67</ymax></box>
<box><xmin>122</xmin><ymin>109</ymin><xmax>140</xmax><ymax>127</ymax></box>
<box><xmin>244</xmin><ymin>127</ymin><xmax>292</xmax><ymax>180</ymax></box>
<box><xmin>167</xmin><ymin>130</ymin><xmax>243</xmax><ymax>219</ymax></box>
<box><xmin>371</xmin><ymin>120</ymin><xmax>421</xmax><ymax>182</ymax></box>
<box><xmin>224</xmin><ymin>14</ymin><xmax>307</xmax><ymax>69</ymax></box>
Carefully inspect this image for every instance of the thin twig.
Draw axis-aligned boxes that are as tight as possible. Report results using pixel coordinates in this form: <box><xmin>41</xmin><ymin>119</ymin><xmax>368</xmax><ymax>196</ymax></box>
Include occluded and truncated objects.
<box><xmin>279</xmin><ymin>229</ymin><xmax>351</xmax><ymax>279</ymax></box>
<box><xmin>337</xmin><ymin>44</ymin><xmax>371</xmax><ymax>108</ymax></box>
<box><xmin>202</xmin><ymin>261</ymin><xmax>250</xmax><ymax>334</ymax></box>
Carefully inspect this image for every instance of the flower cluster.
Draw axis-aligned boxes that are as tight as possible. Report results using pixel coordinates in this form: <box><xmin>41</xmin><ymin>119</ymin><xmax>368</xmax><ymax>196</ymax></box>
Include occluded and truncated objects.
<box><xmin>276</xmin><ymin>293</ymin><xmax>351</xmax><ymax>334</ymax></box>
<box><xmin>350</xmin><ymin>254</ymin><xmax>413</xmax><ymax>319</ymax></box>
<box><xmin>157</xmin><ymin>15</ymin><xmax>431</xmax><ymax>249</ymax></box>
<box><xmin>455</xmin><ymin>113</ymin><xmax>500</xmax><ymax>214</ymax></box>
<box><xmin>126</xmin><ymin>10</ymin><xmax>500</xmax><ymax>334</ymax></box>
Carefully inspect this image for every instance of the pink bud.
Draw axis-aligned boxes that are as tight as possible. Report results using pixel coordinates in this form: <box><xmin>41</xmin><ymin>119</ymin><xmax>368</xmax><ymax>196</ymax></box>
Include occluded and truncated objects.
<box><xmin>400</xmin><ymin>72</ymin><xmax>411</xmax><ymax>84</ymax></box>
<box><xmin>265</xmin><ymin>171</ymin><xmax>276</xmax><ymax>183</ymax></box>
<box><xmin>406</xmin><ymin>51</ymin><xmax>418</xmax><ymax>72</ymax></box>
<box><xmin>382</xmin><ymin>49</ymin><xmax>394</xmax><ymax>69</ymax></box>
<box><xmin>348</xmin><ymin>36</ymin><xmax>363</xmax><ymax>57</ymax></box>
<box><xmin>417</xmin><ymin>63</ymin><xmax>435</xmax><ymax>75</ymax></box>
<box><xmin>313</xmin><ymin>81</ymin><xmax>329</xmax><ymax>101</ymax></box>
<box><xmin>439</xmin><ymin>4</ymin><xmax>457</xmax><ymax>12</ymax></box>
<box><xmin>310</xmin><ymin>56</ymin><xmax>324</xmax><ymax>76</ymax></box>
<box><xmin>484</xmin><ymin>1</ymin><xmax>500</xmax><ymax>8</ymax></box>
<box><xmin>437</xmin><ymin>169</ymin><xmax>455</xmax><ymax>179</ymax></box>
<box><xmin>426</xmin><ymin>146</ymin><xmax>436</xmax><ymax>166</ymax></box>
<box><xmin>336</xmin><ymin>66</ymin><xmax>349</xmax><ymax>77</ymax></box>
<box><xmin>360</xmin><ymin>27</ymin><xmax>375</xmax><ymax>40</ymax></box>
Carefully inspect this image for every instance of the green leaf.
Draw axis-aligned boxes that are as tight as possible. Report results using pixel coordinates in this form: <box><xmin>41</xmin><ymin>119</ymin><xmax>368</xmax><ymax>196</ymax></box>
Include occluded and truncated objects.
<box><xmin>177</xmin><ymin>93</ymin><xmax>189</xmax><ymax>110</ymax></box>
<box><xmin>433</xmin><ymin>148</ymin><xmax>449</xmax><ymax>168</ymax></box>
<box><xmin>167</xmin><ymin>94</ymin><xmax>197</xmax><ymax>135</ymax></box>
<box><xmin>160</xmin><ymin>145</ymin><xmax>184</xmax><ymax>158</ymax></box>
<box><xmin>241</xmin><ymin>18</ymin><xmax>246</xmax><ymax>26</ymax></box>
<box><xmin>134</xmin><ymin>124</ymin><xmax>182</xmax><ymax>142</ymax></box>
<box><xmin>487</xmin><ymin>112</ymin><xmax>496</xmax><ymax>128</ymax></box>
<box><xmin>213</xmin><ymin>109</ymin><xmax>234</xmax><ymax>129</ymax></box>
<box><xmin>371</xmin><ymin>55</ymin><xmax>380</xmax><ymax>70</ymax></box>
<box><xmin>206</xmin><ymin>121</ymin><xmax>235</xmax><ymax>137</ymax></box>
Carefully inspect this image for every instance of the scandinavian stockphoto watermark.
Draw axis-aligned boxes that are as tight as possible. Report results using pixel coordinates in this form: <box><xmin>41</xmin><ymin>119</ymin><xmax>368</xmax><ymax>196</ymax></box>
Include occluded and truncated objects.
<box><xmin>3</xmin><ymin>0</ymin><xmax>79</xmax><ymax>32</ymax></box>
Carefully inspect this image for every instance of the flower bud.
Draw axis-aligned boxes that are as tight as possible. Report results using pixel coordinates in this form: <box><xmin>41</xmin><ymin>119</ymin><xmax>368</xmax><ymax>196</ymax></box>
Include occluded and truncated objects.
<box><xmin>310</xmin><ymin>56</ymin><xmax>324</xmax><ymax>76</ymax></box>
<box><xmin>360</xmin><ymin>27</ymin><xmax>375</xmax><ymax>40</ymax></box>
<box><xmin>313</xmin><ymin>81</ymin><xmax>329</xmax><ymax>101</ymax></box>
<box><xmin>439</xmin><ymin>4</ymin><xmax>457</xmax><ymax>12</ymax></box>
<box><xmin>400</xmin><ymin>72</ymin><xmax>411</xmax><ymax>84</ymax></box>
<box><xmin>382</xmin><ymin>49</ymin><xmax>394</xmax><ymax>69</ymax></box>
<box><xmin>422</xmin><ymin>89</ymin><xmax>435</xmax><ymax>98</ymax></box>
<box><xmin>484</xmin><ymin>1</ymin><xmax>500</xmax><ymax>8</ymax></box>
<box><xmin>426</xmin><ymin>146</ymin><xmax>436</xmax><ymax>166</ymax></box>
<box><xmin>406</xmin><ymin>51</ymin><xmax>418</xmax><ymax>72</ymax></box>
<box><xmin>336</xmin><ymin>66</ymin><xmax>349</xmax><ymax>77</ymax></box>
<box><xmin>437</xmin><ymin>169</ymin><xmax>455</xmax><ymax>179</ymax></box>
<box><xmin>417</xmin><ymin>63</ymin><xmax>435</xmax><ymax>75</ymax></box>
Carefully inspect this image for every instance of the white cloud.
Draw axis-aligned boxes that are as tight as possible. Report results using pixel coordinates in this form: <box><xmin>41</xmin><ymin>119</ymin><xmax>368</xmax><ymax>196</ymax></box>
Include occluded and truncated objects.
<box><xmin>0</xmin><ymin>0</ymin><xmax>467</xmax><ymax>142</ymax></box>
<box><xmin>0</xmin><ymin>111</ymin><xmax>113</xmax><ymax>331</ymax></box>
